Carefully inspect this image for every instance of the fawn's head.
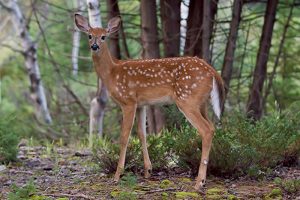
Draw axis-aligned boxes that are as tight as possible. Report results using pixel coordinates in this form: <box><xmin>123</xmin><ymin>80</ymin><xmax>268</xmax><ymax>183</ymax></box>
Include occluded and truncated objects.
<box><xmin>74</xmin><ymin>14</ymin><xmax>121</xmax><ymax>52</ymax></box>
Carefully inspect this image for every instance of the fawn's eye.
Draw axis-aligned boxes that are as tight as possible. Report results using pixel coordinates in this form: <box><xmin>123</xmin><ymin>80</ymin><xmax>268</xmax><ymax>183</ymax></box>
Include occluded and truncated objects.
<box><xmin>101</xmin><ymin>35</ymin><xmax>106</xmax><ymax>41</ymax></box>
<box><xmin>88</xmin><ymin>34</ymin><xmax>92</xmax><ymax>39</ymax></box>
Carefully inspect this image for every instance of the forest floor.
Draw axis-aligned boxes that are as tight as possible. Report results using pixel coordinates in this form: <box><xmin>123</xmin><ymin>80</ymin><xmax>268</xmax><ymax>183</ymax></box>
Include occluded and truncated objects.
<box><xmin>0</xmin><ymin>143</ymin><xmax>299</xmax><ymax>200</ymax></box>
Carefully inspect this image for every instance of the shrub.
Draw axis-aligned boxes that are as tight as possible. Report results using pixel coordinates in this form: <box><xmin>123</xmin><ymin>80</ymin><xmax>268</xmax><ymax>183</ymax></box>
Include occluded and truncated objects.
<box><xmin>92</xmin><ymin>110</ymin><xmax>300</xmax><ymax>177</ymax></box>
<box><xmin>172</xmin><ymin>111</ymin><xmax>300</xmax><ymax>176</ymax></box>
<box><xmin>92</xmin><ymin>134</ymin><xmax>171</xmax><ymax>174</ymax></box>
<box><xmin>0</xmin><ymin>115</ymin><xmax>19</xmax><ymax>163</ymax></box>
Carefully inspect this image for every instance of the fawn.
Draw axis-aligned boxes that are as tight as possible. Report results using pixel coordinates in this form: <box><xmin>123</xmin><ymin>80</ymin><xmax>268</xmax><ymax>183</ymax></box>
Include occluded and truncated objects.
<box><xmin>75</xmin><ymin>14</ymin><xmax>225</xmax><ymax>190</ymax></box>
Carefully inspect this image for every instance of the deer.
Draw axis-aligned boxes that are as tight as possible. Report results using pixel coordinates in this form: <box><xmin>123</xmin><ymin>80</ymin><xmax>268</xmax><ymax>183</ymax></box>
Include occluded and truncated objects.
<box><xmin>74</xmin><ymin>14</ymin><xmax>225</xmax><ymax>190</ymax></box>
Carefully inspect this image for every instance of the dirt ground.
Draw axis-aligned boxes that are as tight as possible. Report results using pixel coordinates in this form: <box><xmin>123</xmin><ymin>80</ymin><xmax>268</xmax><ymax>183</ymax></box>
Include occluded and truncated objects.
<box><xmin>0</xmin><ymin>144</ymin><xmax>299</xmax><ymax>200</ymax></box>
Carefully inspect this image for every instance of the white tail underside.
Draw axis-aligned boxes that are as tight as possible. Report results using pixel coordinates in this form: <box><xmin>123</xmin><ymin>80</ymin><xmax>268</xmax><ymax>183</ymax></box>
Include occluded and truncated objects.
<box><xmin>210</xmin><ymin>77</ymin><xmax>221</xmax><ymax>119</ymax></box>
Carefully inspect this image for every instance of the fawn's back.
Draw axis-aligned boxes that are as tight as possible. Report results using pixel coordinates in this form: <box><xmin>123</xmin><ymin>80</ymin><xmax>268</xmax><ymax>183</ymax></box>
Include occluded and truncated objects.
<box><xmin>110</xmin><ymin>56</ymin><xmax>216</xmax><ymax>106</ymax></box>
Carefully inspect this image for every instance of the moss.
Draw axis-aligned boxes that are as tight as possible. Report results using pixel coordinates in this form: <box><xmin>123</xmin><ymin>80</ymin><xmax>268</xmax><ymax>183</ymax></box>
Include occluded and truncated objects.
<box><xmin>264</xmin><ymin>188</ymin><xmax>283</xmax><ymax>200</ymax></box>
<box><xmin>180</xmin><ymin>178</ymin><xmax>192</xmax><ymax>183</ymax></box>
<box><xmin>55</xmin><ymin>198</ymin><xmax>69</xmax><ymax>200</ymax></box>
<box><xmin>175</xmin><ymin>191</ymin><xmax>199</xmax><ymax>199</ymax></box>
<box><xmin>273</xmin><ymin>177</ymin><xmax>282</xmax><ymax>185</ymax></box>
<box><xmin>162</xmin><ymin>192</ymin><xmax>169</xmax><ymax>200</ymax></box>
<box><xmin>111</xmin><ymin>190</ymin><xmax>137</xmax><ymax>200</ymax></box>
<box><xmin>160</xmin><ymin>179</ymin><xmax>173</xmax><ymax>189</ymax></box>
<box><xmin>206</xmin><ymin>187</ymin><xmax>226</xmax><ymax>195</ymax></box>
<box><xmin>29</xmin><ymin>195</ymin><xmax>50</xmax><ymax>200</ymax></box>
<box><xmin>111</xmin><ymin>190</ymin><xmax>120</xmax><ymax>198</ymax></box>
<box><xmin>206</xmin><ymin>194</ymin><xmax>223</xmax><ymax>200</ymax></box>
<box><xmin>227</xmin><ymin>194</ymin><xmax>238</xmax><ymax>200</ymax></box>
<box><xmin>206</xmin><ymin>187</ymin><xmax>227</xmax><ymax>200</ymax></box>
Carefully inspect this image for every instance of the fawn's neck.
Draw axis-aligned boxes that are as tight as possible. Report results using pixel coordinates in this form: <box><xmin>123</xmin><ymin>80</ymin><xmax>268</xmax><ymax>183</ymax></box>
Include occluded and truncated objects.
<box><xmin>92</xmin><ymin>43</ymin><xmax>116</xmax><ymax>86</ymax></box>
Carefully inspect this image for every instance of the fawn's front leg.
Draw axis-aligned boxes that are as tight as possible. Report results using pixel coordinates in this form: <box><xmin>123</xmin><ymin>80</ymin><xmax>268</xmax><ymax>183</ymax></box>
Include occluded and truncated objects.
<box><xmin>136</xmin><ymin>106</ymin><xmax>152</xmax><ymax>178</ymax></box>
<box><xmin>114</xmin><ymin>104</ymin><xmax>137</xmax><ymax>182</ymax></box>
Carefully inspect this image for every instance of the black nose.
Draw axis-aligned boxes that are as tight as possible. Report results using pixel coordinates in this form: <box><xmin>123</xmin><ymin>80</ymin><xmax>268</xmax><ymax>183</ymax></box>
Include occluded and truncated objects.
<box><xmin>91</xmin><ymin>43</ymin><xmax>99</xmax><ymax>51</ymax></box>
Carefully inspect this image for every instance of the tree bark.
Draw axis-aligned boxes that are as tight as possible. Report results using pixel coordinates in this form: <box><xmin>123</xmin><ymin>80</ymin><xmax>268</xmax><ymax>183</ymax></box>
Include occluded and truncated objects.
<box><xmin>86</xmin><ymin>0</ymin><xmax>107</xmax><ymax>136</ymax></box>
<box><xmin>184</xmin><ymin>0</ymin><xmax>203</xmax><ymax>57</ymax></box>
<box><xmin>3</xmin><ymin>0</ymin><xmax>52</xmax><ymax>124</ymax></box>
<box><xmin>202</xmin><ymin>0</ymin><xmax>218</xmax><ymax>62</ymax></box>
<box><xmin>72</xmin><ymin>0</ymin><xmax>85</xmax><ymax>76</ymax></box>
<box><xmin>184</xmin><ymin>0</ymin><xmax>218</xmax><ymax>60</ymax></box>
<box><xmin>221</xmin><ymin>0</ymin><xmax>243</xmax><ymax>101</ymax></box>
<box><xmin>246</xmin><ymin>0</ymin><xmax>278</xmax><ymax>120</ymax></box>
<box><xmin>160</xmin><ymin>0</ymin><xmax>181</xmax><ymax>58</ymax></box>
<box><xmin>262</xmin><ymin>1</ymin><xmax>294</xmax><ymax>112</ymax></box>
<box><xmin>140</xmin><ymin>0</ymin><xmax>165</xmax><ymax>134</ymax></box>
<box><xmin>106</xmin><ymin>0</ymin><xmax>121</xmax><ymax>59</ymax></box>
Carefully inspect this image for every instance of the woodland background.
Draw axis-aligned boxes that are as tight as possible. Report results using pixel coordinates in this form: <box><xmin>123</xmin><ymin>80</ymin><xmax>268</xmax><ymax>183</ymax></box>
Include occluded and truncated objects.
<box><xmin>0</xmin><ymin>0</ymin><xmax>300</xmax><ymax>199</ymax></box>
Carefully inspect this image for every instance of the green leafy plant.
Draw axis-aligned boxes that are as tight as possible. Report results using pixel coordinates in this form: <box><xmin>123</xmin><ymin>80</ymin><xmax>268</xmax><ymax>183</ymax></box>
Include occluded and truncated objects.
<box><xmin>0</xmin><ymin>115</ymin><xmax>19</xmax><ymax>163</ymax></box>
<box><xmin>8</xmin><ymin>180</ymin><xmax>36</xmax><ymax>200</ymax></box>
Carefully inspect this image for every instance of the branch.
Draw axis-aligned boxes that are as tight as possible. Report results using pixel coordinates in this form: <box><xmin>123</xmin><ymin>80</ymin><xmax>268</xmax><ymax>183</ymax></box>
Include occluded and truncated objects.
<box><xmin>32</xmin><ymin>6</ymin><xmax>89</xmax><ymax>116</ymax></box>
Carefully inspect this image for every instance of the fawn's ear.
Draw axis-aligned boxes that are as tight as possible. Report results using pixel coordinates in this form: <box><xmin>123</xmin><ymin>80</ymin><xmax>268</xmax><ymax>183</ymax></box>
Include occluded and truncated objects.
<box><xmin>106</xmin><ymin>16</ymin><xmax>121</xmax><ymax>35</ymax></box>
<box><xmin>74</xmin><ymin>14</ymin><xmax>90</xmax><ymax>33</ymax></box>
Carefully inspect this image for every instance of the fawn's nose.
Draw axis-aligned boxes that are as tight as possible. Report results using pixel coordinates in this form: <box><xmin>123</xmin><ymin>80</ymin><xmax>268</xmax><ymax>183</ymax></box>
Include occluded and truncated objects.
<box><xmin>91</xmin><ymin>43</ymin><xmax>99</xmax><ymax>51</ymax></box>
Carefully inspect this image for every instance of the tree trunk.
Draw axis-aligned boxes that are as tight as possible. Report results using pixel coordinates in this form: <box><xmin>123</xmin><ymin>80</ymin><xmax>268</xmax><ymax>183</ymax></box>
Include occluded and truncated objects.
<box><xmin>4</xmin><ymin>0</ymin><xmax>52</xmax><ymax>124</ymax></box>
<box><xmin>160</xmin><ymin>0</ymin><xmax>181</xmax><ymax>58</ymax></box>
<box><xmin>221</xmin><ymin>0</ymin><xmax>243</xmax><ymax>101</ymax></box>
<box><xmin>140</xmin><ymin>0</ymin><xmax>165</xmax><ymax>134</ymax></box>
<box><xmin>72</xmin><ymin>0</ymin><xmax>84</xmax><ymax>76</ymax></box>
<box><xmin>184</xmin><ymin>0</ymin><xmax>203</xmax><ymax>57</ymax></box>
<box><xmin>107</xmin><ymin>0</ymin><xmax>121</xmax><ymax>59</ymax></box>
<box><xmin>246</xmin><ymin>0</ymin><xmax>278</xmax><ymax>120</ymax></box>
<box><xmin>202</xmin><ymin>0</ymin><xmax>218</xmax><ymax>62</ymax></box>
<box><xmin>262</xmin><ymin>1</ymin><xmax>294</xmax><ymax>112</ymax></box>
<box><xmin>86</xmin><ymin>0</ymin><xmax>107</xmax><ymax>136</ymax></box>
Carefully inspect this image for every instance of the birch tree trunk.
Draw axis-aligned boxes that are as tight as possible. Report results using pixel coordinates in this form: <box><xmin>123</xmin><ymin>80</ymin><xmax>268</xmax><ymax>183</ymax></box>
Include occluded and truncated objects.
<box><xmin>72</xmin><ymin>0</ymin><xmax>84</xmax><ymax>76</ymax></box>
<box><xmin>3</xmin><ymin>0</ymin><xmax>52</xmax><ymax>124</ymax></box>
<box><xmin>141</xmin><ymin>0</ymin><xmax>165</xmax><ymax>134</ymax></box>
<box><xmin>221</xmin><ymin>0</ymin><xmax>243</xmax><ymax>101</ymax></box>
<box><xmin>86</xmin><ymin>0</ymin><xmax>107</xmax><ymax>136</ymax></box>
<box><xmin>246</xmin><ymin>0</ymin><xmax>278</xmax><ymax>120</ymax></box>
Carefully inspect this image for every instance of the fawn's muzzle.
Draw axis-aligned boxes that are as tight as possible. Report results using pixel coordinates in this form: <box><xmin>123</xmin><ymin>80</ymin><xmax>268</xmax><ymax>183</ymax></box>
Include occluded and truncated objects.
<box><xmin>91</xmin><ymin>43</ymin><xmax>99</xmax><ymax>51</ymax></box>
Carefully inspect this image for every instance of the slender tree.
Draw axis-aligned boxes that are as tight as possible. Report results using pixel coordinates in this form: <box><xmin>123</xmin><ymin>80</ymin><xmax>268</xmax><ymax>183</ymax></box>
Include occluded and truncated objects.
<box><xmin>160</xmin><ymin>0</ymin><xmax>181</xmax><ymax>58</ymax></box>
<box><xmin>221</xmin><ymin>0</ymin><xmax>243</xmax><ymax>100</ymax></box>
<box><xmin>247</xmin><ymin>0</ymin><xmax>279</xmax><ymax>120</ymax></box>
<box><xmin>140</xmin><ymin>0</ymin><xmax>165</xmax><ymax>133</ymax></box>
<box><xmin>107</xmin><ymin>0</ymin><xmax>121</xmax><ymax>59</ymax></box>
<box><xmin>184</xmin><ymin>0</ymin><xmax>218</xmax><ymax>61</ymax></box>
<box><xmin>86</xmin><ymin>0</ymin><xmax>108</xmax><ymax>135</ymax></box>
<box><xmin>202</xmin><ymin>0</ymin><xmax>218</xmax><ymax>62</ymax></box>
<box><xmin>184</xmin><ymin>0</ymin><xmax>203</xmax><ymax>57</ymax></box>
<box><xmin>262</xmin><ymin>1</ymin><xmax>295</xmax><ymax>112</ymax></box>
<box><xmin>72</xmin><ymin>0</ymin><xmax>84</xmax><ymax>76</ymax></box>
<box><xmin>0</xmin><ymin>0</ymin><xmax>52</xmax><ymax>124</ymax></box>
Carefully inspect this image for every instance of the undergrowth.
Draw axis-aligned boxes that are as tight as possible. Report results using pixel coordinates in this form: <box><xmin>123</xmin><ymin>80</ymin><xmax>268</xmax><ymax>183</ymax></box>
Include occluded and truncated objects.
<box><xmin>0</xmin><ymin>114</ymin><xmax>19</xmax><ymax>163</ymax></box>
<box><xmin>92</xmin><ymin>109</ymin><xmax>300</xmax><ymax>178</ymax></box>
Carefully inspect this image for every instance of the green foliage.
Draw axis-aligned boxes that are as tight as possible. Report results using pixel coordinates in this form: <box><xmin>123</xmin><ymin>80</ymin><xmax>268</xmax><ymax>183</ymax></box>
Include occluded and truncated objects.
<box><xmin>92</xmin><ymin>110</ymin><xmax>300</xmax><ymax>177</ymax></box>
<box><xmin>8</xmin><ymin>180</ymin><xmax>37</xmax><ymax>200</ymax></box>
<box><xmin>92</xmin><ymin>134</ymin><xmax>171</xmax><ymax>174</ymax></box>
<box><xmin>119</xmin><ymin>172</ymin><xmax>137</xmax><ymax>188</ymax></box>
<box><xmin>172</xmin><ymin>110</ymin><xmax>300</xmax><ymax>176</ymax></box>
<box><xmin>0</xmin><ymin>115</ymin><xmax>19</xmax><ymax>163</ymax></box>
